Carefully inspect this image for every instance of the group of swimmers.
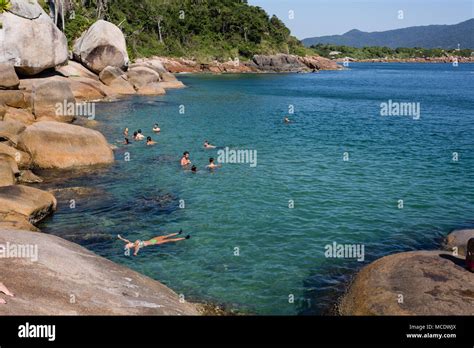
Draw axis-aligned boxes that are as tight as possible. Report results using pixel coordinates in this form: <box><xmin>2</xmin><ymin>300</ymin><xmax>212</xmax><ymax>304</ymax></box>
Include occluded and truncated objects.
<box><xmin>180</xmin><ymin>140</ymin><xmax>222</xmax><ymax>173</ymax></box>
<box><xmin>122</xmin><ymin>125</ymin><xmax>160</xmax><ymax>146</ymax></box>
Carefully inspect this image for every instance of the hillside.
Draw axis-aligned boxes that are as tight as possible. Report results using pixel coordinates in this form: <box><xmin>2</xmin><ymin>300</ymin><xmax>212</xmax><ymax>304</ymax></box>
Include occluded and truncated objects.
<box><xmin>302</xmin><ymin>19</ymin><xmax>474</xmax><ymax>49</ymax></box>
<box><xmin>40</xmin><ymin>0</ymin><xmax>310</xmax><ymax>61</ymax></box>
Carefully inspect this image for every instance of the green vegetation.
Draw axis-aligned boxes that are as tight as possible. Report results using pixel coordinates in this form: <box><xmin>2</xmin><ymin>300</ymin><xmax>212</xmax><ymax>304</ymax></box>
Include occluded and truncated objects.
<box><xmin>311</xmin><ymin>44</ymin><xmax>474</xmax><ymax>60</ymax></box>
<box><xmin>62</xmin><ymin>0</ymin><xmax>311</xmax><ymax>61</ymax></box>
<box><xmin>0</xmin><ymin>0</ymin><xmax>12</xmax><ymax>13</ymax></box>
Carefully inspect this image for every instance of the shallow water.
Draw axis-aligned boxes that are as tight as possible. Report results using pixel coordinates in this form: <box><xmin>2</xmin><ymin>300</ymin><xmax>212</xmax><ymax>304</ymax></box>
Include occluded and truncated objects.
<box><xmin>38</xmin><ymin>63</ymin><xmax>474</xmax><ymax>315</ymax></box>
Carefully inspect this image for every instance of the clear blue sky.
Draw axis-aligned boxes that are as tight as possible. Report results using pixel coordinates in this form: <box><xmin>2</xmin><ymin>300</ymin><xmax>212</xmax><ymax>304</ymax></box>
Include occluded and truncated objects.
<box><xmin>248</xmin><ymin>0</ymin><xmax>474</xmax><ymax>39</ymax></box>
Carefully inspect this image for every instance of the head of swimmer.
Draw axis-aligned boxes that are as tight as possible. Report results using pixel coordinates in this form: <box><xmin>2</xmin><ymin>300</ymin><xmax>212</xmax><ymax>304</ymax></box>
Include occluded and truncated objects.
<box><xmin>183</xmin><ymin>151</ymin><xmax>190</xmax><ymax>159</ymax></box>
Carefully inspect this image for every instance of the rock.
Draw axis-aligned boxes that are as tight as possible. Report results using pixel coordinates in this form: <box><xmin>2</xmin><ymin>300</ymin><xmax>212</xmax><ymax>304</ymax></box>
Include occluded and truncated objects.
<box><xmin>27</xmin><ymin>77</ymin><xmax>76</xmax><ymax>121</ymax></box>
<box><xmin>73</xmin><ymin>20</ymin><xmax>129</xmax><ymax>74</ymax></box>
<box><xmin>0</xmin><ymin>90</ymin><xmax>29</xmax><ymax>109</ymax></box>
<box><xmin>0</xmin><ymin>161</ymin><xmax>15</xmax><ymax>186</ymax></box>
<box><xmin>0</xmin><ymin>185</ymin><xmax>56</xmax><ymax>223</ymax></box>
<box><xmin>0</xmin><ymin>229</ymin><xmax>199</xmax><ymax>315</ymax></box>
<box><xmin>0</xmin><ymin>153</ymin><xmax>20</xmax><ymax>176</ymax></box>
<box><xmin>18</xmin><ymin>170</ymin><xmax>43</xmax><ymax>184</ymax></box>
<box><xmin>68</xmin><ymin>77</ymin><xmax>108</xmax><ymax>101</ymax></box>
<box><xmin>126</xmin><ymin>67</ymin><xmax>160</xmax><ymax>90</ymax></box>
<box><xmin>339</xmin><ymin>250</ymin><xmax>474</xmax><ymax>315</ymax></box>
<box><xmin>99</xmin><ymin>66</ymin><xmax>127</xmax><ymax>85</ymax></box>
<box><xmin>0</xmin><ymin>103</ymin><xmax>6</xmax><ymax>119</ymax></box>
<box><xmin>251</xmin><ymin>54</ymin><xmax>309</xmax><ymax>72</ymax></box>
<box><xmin>3</xmin><ymin>107</ymin><xmax>35</xmax><ymax>125</ymax></box>
<box><xmin>444</xmin><ymin>229</ymin><xmax>474</xmax><ymax>257</ymax></box>
<box><xmin>0</xmin><ymin>63</ymin><xmax>20</xmax><ymax>89</ymax></box>
<box><xmin>0</xmin><ymin>0</ymin><xmax>68</xmax><ymax>75</ymax></box>
<box><xmin>0</xmin><ymin>142</ymin><xmax>31</xmax><ymax>168</ymax></box>
<box><xmin>137</xmin><ymin>83</ymin><xmax>166</xmax><ymax>96</ymax></box>
<box><xmin>0</xmin><ymin>212</ymin><xmax>38</xmax><ymax>231</ymax></box>
<box><xmin>160</xmin><ymin>71</ymin><xmax>178</xmax><ymax>82</ymax></box>
<box><xmin>299</xmin><ymin>56</ymin><xmax>341</xmax><ymax>71</ymax></box>
<box><xmin>99</xmin><ymin>66</ymin><xmax>135</xmax><ymax>95</ymax></box>
<box><xmin>17</xmin><ymin>121</ymin><xmax>114</xmax><ymax>169</ymax></box>
<box><xmin>0</xmin><ymin>120</ymin><xmax>25</xmax><ymax>145</ymax></box>
<box><xmin>55</xmin><ymin>61</ymin><xmax>99</xmax><ymax>81</ymax></box>
<box><xmin>131</xmin><ymin>59</ymin><xmax>167</xmax><ymax>74</ymax></box>
<box><xmin>156</xmin><ymin>81</ymin><xmax>185</xmax><ymax>90</ymax></box>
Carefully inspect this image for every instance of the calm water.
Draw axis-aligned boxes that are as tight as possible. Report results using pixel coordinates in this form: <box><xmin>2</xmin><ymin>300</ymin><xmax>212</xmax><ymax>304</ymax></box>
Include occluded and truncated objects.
<box><xmin>38</xmin><ymin>63</ymin><xmax>474</xmax><ymax>315</ymax></box>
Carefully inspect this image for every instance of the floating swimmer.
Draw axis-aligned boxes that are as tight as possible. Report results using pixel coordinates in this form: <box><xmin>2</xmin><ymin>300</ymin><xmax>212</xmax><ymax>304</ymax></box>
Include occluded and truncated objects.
<box><xmin>123</xmin><ymin>138</ymin><xmax>130</xmax><ymax>145</ymax></box>
<box><xmin>123</xmin><ymin>128</ymin><xmax>129</xmax><ymax>137</ymax></box>
<box><xmin>118</xmin><ymin>231</ymin><xmax>190</xmax><ymax>256</ymax></box>
<box><xmin>191</xmin><ymin>165</ymin><xmax>198</xmax><ymax>173</ymax></box>
<box><xmin>0</xmin><ymin>282</ymin><xmax>14</xmax><ymax>304</ymax></box>
<box><xmin>146</xmin><ymin>136</ymin><xmax>157</xmax><ymax>146</ymax></box>
<box><xmin>206</xmin><ymin>157</ymin><xmax>222</xmax><ymax>169</ymax></box>
<box><xmin>203</xmin><ymin>140</ymin><xmax>216</xmax><ymax>149</ymax></box>
<box><xmin>284</xmin><ymin>116</ymin><xmax>291</xmax><ymax>124</ymax></box>
<box><xmin>135</xmin><ymin>129</ymin><xmax>145</xmax><ymax>141</ymax></box>
<box><xmin>153</xmin><ymin>124</ymin><xmax>161</xmax><ymax>133</ymax></box>
<box><xmin>181</xmin><ymin>151</ymin><xmax>191</xmax><ymax>166</ymax></box>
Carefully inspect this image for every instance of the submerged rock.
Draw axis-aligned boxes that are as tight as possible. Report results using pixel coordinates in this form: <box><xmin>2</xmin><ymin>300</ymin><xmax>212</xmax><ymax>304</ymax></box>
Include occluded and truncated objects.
<box><xmin>0</xmin><ymin>229</ymin><xmax>199</xmax><ymax>315</ymax></box>
<box><xmin>339</xmin><ymin>250</ymin><xmax>474</xmax><ymax>315</ymax></box>
<box><xmin>73</xmin><ymin>20</ymin><xmax>129</xmax><ymax>74</ymax></box>
<box><xmin>0</xmin><ymin>0</ymin><xmax>68</xmax><ymax>75</ymax></box>
<box><xmin>17</xmin><ymin>121</ymin><xmax>114</xmax><ymax>169</ymax></box>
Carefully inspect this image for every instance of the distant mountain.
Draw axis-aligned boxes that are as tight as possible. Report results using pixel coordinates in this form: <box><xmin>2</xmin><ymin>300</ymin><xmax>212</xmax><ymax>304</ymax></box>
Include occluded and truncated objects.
<box><xmin>302</xmin><ymin>19</ymin><xmax>474</xmax><ymax>49</ymax></box>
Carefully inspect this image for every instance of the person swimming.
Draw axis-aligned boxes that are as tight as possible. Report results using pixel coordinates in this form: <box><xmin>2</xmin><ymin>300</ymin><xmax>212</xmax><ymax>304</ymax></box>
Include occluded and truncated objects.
<box><xmin>206</xmin><ymin>157</ymin><xmax>221</xmax><ymax>169</ymax></box>
<box><xmin>181</xmin><ymin>151</ymin><xmax>191</xmax><ymax>166</ymax></box>
<box><xmin>284</xmin><ymin>116</ymin><xmax>291</xmax><ymax>123</ymax></box>
<box><xmin>136</xmin><ymin>129</ymin><xmax>145</xmax><ymax>141</ymax></box>
<box><xmin>0</xmin><ymin>282</ymin><xmax>14</xmax><ymax>304</ymax></box>
<box><xmin>123</xmin><ymin>128</ymin><xmax>129</xmax><ymax>137</ymax></box>
<box><xmin>191</xmin><ymin>165</ymin><xmax>197</xmax><ymax>173</ymax></box>
<box><xmin>118</xmin><ymin>231</ymin><xmax>190</xmax><ymax>256</ymax></box>
<box><xmin>123</xmin><ymin>138</ymin><xmax>130</xmax><ymax>145</ymax></box>
<box><xmin>146</xmin><ymin>136</ymin><xmax>157</xmax><ymax>146</ymax></box>
<box><xmin>153</xmin><ymin>124</ymin><xmax>161</xmax><ymax>133</ymax></box>
<box><xmin>203</xmin><ymin>140</ymin><xmax>216</xmax><ymax>149</ymax></box>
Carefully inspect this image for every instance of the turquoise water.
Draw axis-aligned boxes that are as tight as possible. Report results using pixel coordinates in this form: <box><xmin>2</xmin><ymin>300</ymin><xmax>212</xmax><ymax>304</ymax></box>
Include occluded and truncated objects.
<box><xmin>38</xmin><ymin>63</ymin><xmax>474</xmax><ymax>315</ymax></box>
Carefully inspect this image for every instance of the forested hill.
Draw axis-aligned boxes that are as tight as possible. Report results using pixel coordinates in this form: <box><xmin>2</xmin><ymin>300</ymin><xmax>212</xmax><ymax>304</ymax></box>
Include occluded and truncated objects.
<box><xmin>302</xmin><ymin>19</ymin><xmax>474</xmax><ymax>49</ymax></box>
<box><xmin>42</xmin><ymin>0</ymin><xmax>308</xmax><ymax>61</ymax></box>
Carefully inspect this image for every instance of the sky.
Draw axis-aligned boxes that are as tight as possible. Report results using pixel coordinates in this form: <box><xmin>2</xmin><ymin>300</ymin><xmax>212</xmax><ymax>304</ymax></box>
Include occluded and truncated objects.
<box><xmin>248</xmin><ymin>0</ymin><xmax>474</xmax><ymax>39</ymax></box>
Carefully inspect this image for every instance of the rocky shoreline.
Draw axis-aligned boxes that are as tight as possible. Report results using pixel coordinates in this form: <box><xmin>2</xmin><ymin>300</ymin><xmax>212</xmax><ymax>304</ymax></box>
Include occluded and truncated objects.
<box><xmin>334</xmin><ymin>56</ymin><xmax>474</xmax><ymax>64</ymax></box>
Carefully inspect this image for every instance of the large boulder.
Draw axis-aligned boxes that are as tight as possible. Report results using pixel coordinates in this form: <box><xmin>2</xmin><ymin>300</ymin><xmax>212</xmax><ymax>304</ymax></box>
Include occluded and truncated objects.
<box><xmin>0</xmin><ymin>90</ymin><xmax>29</xmax><ymax>109</ymax></box>
<box><xmin>0</xmin><ymin>120</ymin><xmax>25</xmax><ymax>145</ymax></box>
<box><xmin>20</xmin><ymin>77</ymin><xmax>76</xmax><ymax>121</ymax></box>
<box><xmin>17</xmin><ymin>121</ymin><xmax>114</xmax><ymax>169</ymax></box>
<box><xmin>444</xmin><ymin>229</ymin><xmax>474</xmax><ymax>257</ymax></box>
<box><xmin>299</xmin><ymin>56</ymin><xmax>342</xmax><ymax>71</ymax></box>
<box><xmin>73</xmin><ymin>20</ymin><xmax>129</xmax><ymax>74</ymax></box>
<box><xmin>0</xmin><ymin>185</ymin><xmax>56</xmax><ymax>224</ymax></box>
<box><xmin>251</xmin><ymin>54</ymin><xmax>310</xmax><ymax>72</ymax></box>
<box><xmin>55</xmin><ymin>61</ymin><xmax>99</xmax><ymax>81</ymax></box>
<box><xmin>0</xmin><ymin>161</ymin><xmax>15</xmax><ymax>186</ymax></box>
<box><xmin>99</xmin><ymin>66</ymin><xmax>135</xmax><ymax>95</ymax></box>
<box><xmin>3</xmin><ymin>107</ymin><xmax>35</xmax><ymax>125</ymax></box>
<box><xmin>339</xmin><ymin>251</ymin><xmax>474</xmax><ymax>315</ymax></box>
<box><xmin>68</xmin><ymin>76</ymin><xmax>108</xmax><ymax>101</ymax></box>
<box><xmin>0</xmin><ymin>63</ymin><xmax>20</xmax><ymax>89</ymax></box>
<box><xmin>0</xmin><ymin>142</ymin><xmax>31</xmax><ymax>168</ymax></box>
<box><xmin>0</xmin><ymin>0</ymin><xmax>68</xmax><ymax>75</ymax></box>
<box><xmin>0</xmin><ymin>229</ymin><xmax>200</xmax><ymax>315</ymax></box>
<box><xmin>137</xmin><ymin>83</ymin><xmax>166</xmax><ymax>96</ymax></box>
<box><xmin>126</xmin><ymin>66</ymin><xmax>160</xmax><ymax>90</ymax></box>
